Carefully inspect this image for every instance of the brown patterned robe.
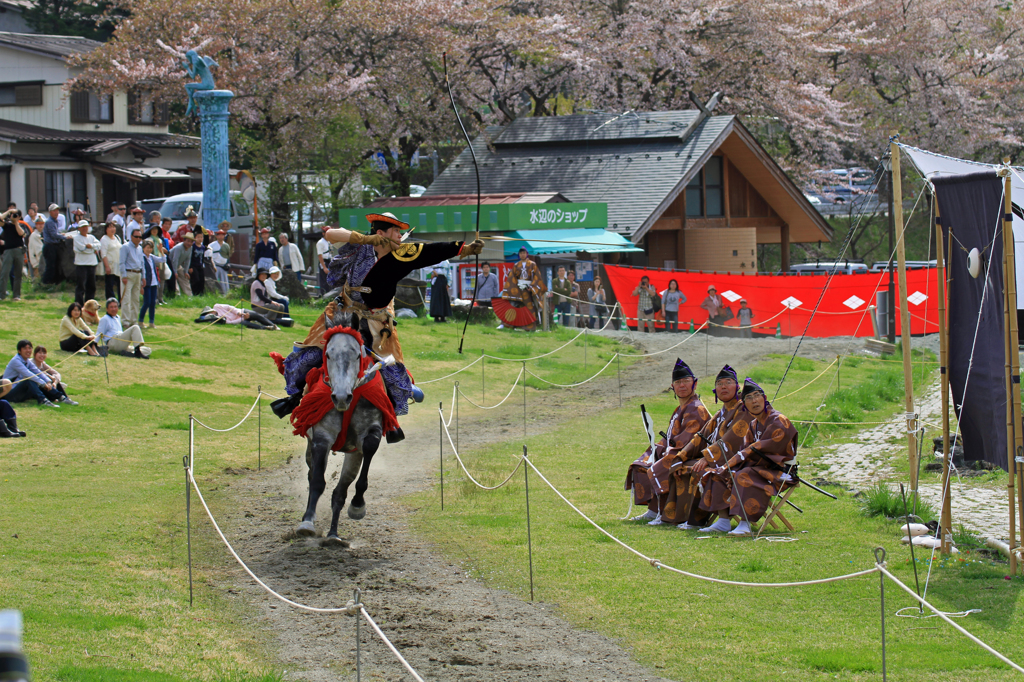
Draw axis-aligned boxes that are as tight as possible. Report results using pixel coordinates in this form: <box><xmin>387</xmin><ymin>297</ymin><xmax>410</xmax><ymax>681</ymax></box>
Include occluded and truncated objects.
<box><xmin>623</xmin><ymin>396</ymin><xmax>706</xmax><ymax>509</ymax></box>
<box><xmin>697</xmin><ymin>400</ymin><xmax>757</xmax><ymax>518</ymax></box>
<box><xmin>702</xmin><ymin>404</ymin><xmax>799</xmax><ymax>522</ymax></box>
<box><xmin>503</xmin><ymin>258</ymin><xmax>546</xmax><ymax>331</ymax></box>
<box><xmin>644</xmin><ymin>395</ymin><xmax>711</xmax><ymax>523</ymax></box>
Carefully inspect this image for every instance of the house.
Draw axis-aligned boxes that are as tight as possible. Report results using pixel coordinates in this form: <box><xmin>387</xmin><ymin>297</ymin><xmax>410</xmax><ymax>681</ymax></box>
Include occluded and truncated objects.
<box><xmin>423</xmin><ymin>108</ymin><xmax>832</xmax><ymax>273</ymax></box>
<box><xmin>0</xmin><ymin>31</ymin><xmax>200</xmax><ymax>217</ymax></box>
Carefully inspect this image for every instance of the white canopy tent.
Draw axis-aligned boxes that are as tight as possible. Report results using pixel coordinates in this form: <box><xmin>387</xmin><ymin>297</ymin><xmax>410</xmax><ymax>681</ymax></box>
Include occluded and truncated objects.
<box><xmin>899</xmin><ymin>144</ymin><xmax>1024</xmax><ymax>308</ymax></box>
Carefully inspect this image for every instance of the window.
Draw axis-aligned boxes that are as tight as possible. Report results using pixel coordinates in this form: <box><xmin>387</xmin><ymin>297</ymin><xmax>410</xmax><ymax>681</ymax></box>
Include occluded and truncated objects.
<box><xmin>44</xmin><ymin>170</ymin><xmax>87</xmax><ymax>207</ymax></box>
<box><xmin>684</xmin><ymin>156</ymin><xmax>724</xmax><ymax>217</ymax></box>
<box><xmin>232</xmin><ymin>196</ymin><xmax>251</xmax><ymax>217</ymax></box>
<box><xmin>128</xmin><ymin>89</ymin><xmax>169</xmax><ymax>126</ymax></box>
<box><xmin>0</xmin><ymin>82</ymin><xmax>43</xmax><ymax>107</ymax></box>
<box><xmin>70</xmin><ymin>90</ymin><xmax>113</xmax><ymax>123</ymax></box>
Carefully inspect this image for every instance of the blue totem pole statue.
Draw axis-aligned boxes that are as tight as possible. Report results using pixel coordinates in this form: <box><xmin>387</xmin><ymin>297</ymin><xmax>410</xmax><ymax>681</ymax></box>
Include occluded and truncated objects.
<box><xmin>183</xmin><ymin>49</ymin><xmax>233</xmax><ymax>232</ymax></box>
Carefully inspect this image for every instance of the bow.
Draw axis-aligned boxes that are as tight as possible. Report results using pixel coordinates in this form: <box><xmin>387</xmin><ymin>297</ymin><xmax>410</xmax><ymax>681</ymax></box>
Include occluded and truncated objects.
<box><xmin>443</xmin><ymin>52</ymin><xmax>481</xmax><ymax>354</ymax></box>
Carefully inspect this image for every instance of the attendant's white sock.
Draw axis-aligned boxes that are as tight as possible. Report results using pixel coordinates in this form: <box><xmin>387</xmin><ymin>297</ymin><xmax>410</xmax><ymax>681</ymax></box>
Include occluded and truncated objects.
<box><xmin>729</xmin><ymin>520</ymin><xmax>751</xmax><ymax>535</ymax></box>
<box><xmin>700</xmin><ymin>517</ymin><xmax>732</xmax><ymax>533</ymax></box>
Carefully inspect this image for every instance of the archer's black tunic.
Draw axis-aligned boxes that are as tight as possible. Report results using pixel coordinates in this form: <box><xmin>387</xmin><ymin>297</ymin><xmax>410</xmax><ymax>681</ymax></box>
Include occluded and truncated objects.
<box><xmin>360</xmin><ymin>241</ymin><xmax>466</xmax><ymax>309</ymax></box>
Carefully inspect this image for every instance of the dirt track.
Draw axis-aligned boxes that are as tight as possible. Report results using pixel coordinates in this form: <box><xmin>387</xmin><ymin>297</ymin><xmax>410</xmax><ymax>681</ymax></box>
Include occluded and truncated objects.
<box><xmin>217</xmin><ymin>332</ymin><xmax>869</xmax><ymax>681</ymax></box>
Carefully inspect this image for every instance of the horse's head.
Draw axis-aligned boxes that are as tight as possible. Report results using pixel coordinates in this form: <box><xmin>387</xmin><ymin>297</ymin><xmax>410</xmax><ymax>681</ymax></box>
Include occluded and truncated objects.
<box><xmin>323</xmin><ymin>326</ymin><xmax>363</xmax><ymax>412</ymax></box>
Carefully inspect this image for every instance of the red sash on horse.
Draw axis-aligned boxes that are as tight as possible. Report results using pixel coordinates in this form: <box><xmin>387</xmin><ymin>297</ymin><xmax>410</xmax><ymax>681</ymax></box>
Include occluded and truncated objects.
<box><xmin>290</xmin><ymin>354</ymin><xmax>400</xmax><ymax>453</ymax></box>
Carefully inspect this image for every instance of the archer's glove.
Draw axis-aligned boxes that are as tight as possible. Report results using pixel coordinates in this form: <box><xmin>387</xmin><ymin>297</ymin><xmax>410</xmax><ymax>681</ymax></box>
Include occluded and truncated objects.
<box><xmin>461</xmin><ymin>239</ymin><xmax>485</xmax><ymax>256</ymax></box>
<box><xmin>349</xmin><ymin>231</ymin><xmax>393</xmax><ymax>248</ymax></box>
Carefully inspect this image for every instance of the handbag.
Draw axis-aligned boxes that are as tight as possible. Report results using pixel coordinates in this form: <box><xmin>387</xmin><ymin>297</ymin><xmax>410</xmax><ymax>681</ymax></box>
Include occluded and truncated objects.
<box><xmin>651</xmin><ymin>292</ymin><xmax>662</xmax><ymax>313</ymax></box>
<box><xmin>721</xmin><ymin>305</ymin><xmax>734</xmax><ymax>321</ymax></box>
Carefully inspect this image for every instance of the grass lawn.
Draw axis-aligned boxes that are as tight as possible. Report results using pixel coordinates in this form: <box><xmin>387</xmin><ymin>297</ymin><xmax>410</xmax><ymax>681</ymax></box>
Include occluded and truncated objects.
<box><xmin>408</xmin><ymin>345</ymin><xmax>1024</xmax><ymax>681</ymax></box>
<box><xmin>0</xmin><ymin>284</ymin><xmax>635</xmax><ymax>681</ymax></box>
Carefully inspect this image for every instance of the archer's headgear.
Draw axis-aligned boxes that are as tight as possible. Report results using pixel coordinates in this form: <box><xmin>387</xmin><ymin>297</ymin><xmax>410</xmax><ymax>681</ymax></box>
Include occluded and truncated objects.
<box><xmin>741</xmin><ymin>377</ymin><xmax>767</xmax><ymax>401</ymax></box>
<box><xmin>365</xmin><ymin>212</ymin><xmax>410</xmax><ymax>234</ymax></box>
<box><xmin>671</xmin><ymin>358</ymin><xmax>695</xmax><ymax>382</ymax></box>
<box><xmin>716</xmin><ymin>365</ymin><xmax>738</xmax><ymax>383</ymax></box>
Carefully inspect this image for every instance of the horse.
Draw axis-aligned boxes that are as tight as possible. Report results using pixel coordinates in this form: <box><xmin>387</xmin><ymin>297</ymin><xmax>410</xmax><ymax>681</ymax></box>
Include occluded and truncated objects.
<box><xmin>295</xmin><ymin>318</ymin><xmax>385</xmax><ymax>544</ymax></box>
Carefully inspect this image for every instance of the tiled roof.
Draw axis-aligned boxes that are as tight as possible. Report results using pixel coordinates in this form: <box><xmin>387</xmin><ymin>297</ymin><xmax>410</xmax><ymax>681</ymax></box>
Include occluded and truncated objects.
<box><xmin>0</xmin><ymin>119</ymin><xmax>198</xmax><ymax>148</ymax></box>
<box><xmin>425</xmin><ymin>115</ymin><xmax>735</xmax><ymax>238</ymax></box>
<box><xmin>369</xmin><ymin>192</ymin><xmax>568</xmax><ymax>207</ymax></box>
<box><xmin>0</xmin><ymin>31</ymin><xmax>101</xmax><ymax>58</ymax></box>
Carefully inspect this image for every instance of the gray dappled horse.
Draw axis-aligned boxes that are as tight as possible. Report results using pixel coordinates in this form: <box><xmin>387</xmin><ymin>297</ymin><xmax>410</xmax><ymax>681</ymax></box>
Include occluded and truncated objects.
<box><xmin>296</xmin><ymin>317</ymin><xmax>385</xmax><ymax>544</ymax></box>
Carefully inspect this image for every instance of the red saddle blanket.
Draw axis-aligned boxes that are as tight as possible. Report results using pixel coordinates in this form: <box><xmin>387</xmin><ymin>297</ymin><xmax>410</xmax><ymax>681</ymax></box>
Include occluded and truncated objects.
<box><xmin>290</xmin><ymin>355</ymin><xmax>400</xmax><ymax>452</ymax></box>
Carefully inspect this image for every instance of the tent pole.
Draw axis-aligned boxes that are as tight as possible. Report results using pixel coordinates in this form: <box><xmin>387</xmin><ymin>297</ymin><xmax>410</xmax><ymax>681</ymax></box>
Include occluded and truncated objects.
<box><xmin>890</xmin><ymin>136</ymin><xmax>920</xmax><ymax>496</ymax></box>
<box><xmin>935</xmin><ymin>197</ymin><xmax>952</xmax><ymax>555</ymax></box>
<box><xmin>1000</xmin><ymin>161</ymin><xmax>1022</xmax><ymax>574</ymax></box>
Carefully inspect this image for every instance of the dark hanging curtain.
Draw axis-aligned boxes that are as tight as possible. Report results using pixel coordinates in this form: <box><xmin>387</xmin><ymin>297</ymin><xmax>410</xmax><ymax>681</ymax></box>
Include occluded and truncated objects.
<box><xmin>933</xmin><ymin>172</ymin><xmax>1007</xmax><ymax>471</ymax></box>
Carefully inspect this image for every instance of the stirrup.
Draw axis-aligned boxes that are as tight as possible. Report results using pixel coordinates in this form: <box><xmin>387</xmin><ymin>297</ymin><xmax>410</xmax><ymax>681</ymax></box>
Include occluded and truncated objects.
<box><xmin>411</xmin><ymin>385</ymin><xmax>424</xmax><ymax>403</ymax></box>
<box><xmin>271</xmin><ymin>394</ymin><xmax>302</xmax><ymax>419</ymax></box>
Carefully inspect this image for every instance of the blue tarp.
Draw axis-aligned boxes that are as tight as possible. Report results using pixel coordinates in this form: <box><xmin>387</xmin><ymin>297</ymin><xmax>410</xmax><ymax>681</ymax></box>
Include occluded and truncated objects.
<box><xmin>501</xmin><ymin>228</ymin><xmax>642</xmax><ymax>259</ymax></box>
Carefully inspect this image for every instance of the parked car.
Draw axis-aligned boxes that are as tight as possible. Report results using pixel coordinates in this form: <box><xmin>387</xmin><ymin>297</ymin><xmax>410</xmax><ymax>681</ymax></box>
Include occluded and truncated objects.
<box><xmin>140</xmin><ymin>191</ymin><xmax>254</xmax><ymax>233</ymax></box>
<box><xmin>789</xmin><ymin>261</ymin><xmax>869</xmax><ymax>276</ymax></box>
<box><xmin>869</xmin><ymin>260</ymin><xmax>937</xmax><ymax>272</ymax></box>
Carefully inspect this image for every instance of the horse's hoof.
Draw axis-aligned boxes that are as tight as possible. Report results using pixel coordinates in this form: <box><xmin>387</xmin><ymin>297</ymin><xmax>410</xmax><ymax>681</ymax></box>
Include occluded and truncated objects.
<box><xmin>347</xmin><ymin>503</ymin><xmax>366</xmax><ymax>520</ymax></box>
<box><xmin>296</xmin><ymin>520</ymin><xmax>317</xmax><ymax>537</ymax></box>
<box><xmin>320</xmin><ymin>534</ymin><xmax>350</xmax><ymax>548</ymax></box>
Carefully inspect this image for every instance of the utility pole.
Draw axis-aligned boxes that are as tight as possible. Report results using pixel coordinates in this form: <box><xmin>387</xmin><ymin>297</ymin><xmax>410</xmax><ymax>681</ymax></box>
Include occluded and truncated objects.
<box><xmin>886</xmin><ymin>158</ymin><xmax>896</xmax><ymax>344</ymax></box>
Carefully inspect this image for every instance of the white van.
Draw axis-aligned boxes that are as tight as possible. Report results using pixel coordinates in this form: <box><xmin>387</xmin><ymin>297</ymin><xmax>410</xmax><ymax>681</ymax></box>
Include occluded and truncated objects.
<box><xmin>143</xmin><ymin>191</ymin><xmax>254</xmax><ymax>233</ymax></box>
<box><xmin>789</xmin><ymin>261</ymin><xmax>869</xmax><ymax>276</ymax></box>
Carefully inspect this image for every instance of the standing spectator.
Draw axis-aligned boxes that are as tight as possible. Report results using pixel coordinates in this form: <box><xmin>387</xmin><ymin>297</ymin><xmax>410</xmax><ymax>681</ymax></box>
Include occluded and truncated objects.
<box><xmin>632</xmin><ymin>275</ymin><xmax>657</xmax><ymax>333</ymax></box>
<box><xmin>266</xmin><ymin>266</ymin><xmax>290</xmax><ymax>313</ymax></box>
<box><xmin>138</xmin><ymin>240</ymin><xmax>166</xmax><ymax>328</ymax></box>
<box><xmin>169</xmin><ymin>232</ymin><xmax>193</xmax><ymax>297</ymax></box>
<box><xmin>82</xmin><ymin>299</ymin><xmax>101</xmax><ymax>327</ymax></box>
<box><xmin>42</xmin><ymin>204</ymin><xmax>71</xmax><ymax>285</ymax></box>
<box><xmin>662</xmin><ymin>279</ymin><xmax>685</xmax><ymax>332</ymax></box>
<box><xmin>28</xmin><ymin>215</ymin><xmax>45</xmax><ymax>282</ymax></box>
<box><xmin>148</xmin><ymin>211</ymin><xmax>162</xmax><ymax>236</ymax></box>
<box><xmin>23</xmin><ymin>202</ymin><xmax>39</xmax><ymax>231</ymax></box>
<box><xmin>2</xmin><ymin>340</ymin><xmax>69</xmax><ymax>406</ymax></box>
<box><xmin>0</xmin><ymin>380</ymin><xmax>26</xmax><ymax>437</ymax></box>
<box><xmin>551</xmin><ymin>265</ymin><xmax>572</xmax><ymax>326</ymax></box>
<box><xmin>59</xmin><ymin>302</ymin><xmax>100</xmax><ymax>355</ymax></box>
<box><xmin>474</xmin><ymin>262</ymin><xmax>500</xmax><ymax>307</ymax></box>
<box><xmin>96</xmin><ymin>298</ymin><xmax>150</xmax><ymax>358</ymax></box>
<box><xmin>428</xmin><ymin>263</ymin><xmax>453</xmax><ymax>323</ymax></box>
<box><xmin>250</xmin><ymin>268</ymin><xmax>284</xmax><ymax>320</ymax></box>
<box><xmin>119</xmin><ymin>227</ymin><xmax>145</xmax><ymax>324</ymax></box>
<box><xmin>0</xmin><ymin>207</ymin><xmax>26</xmax><ymax>301</ymax></box>
<box><xmin>72</xmin><ymin>219</ymin><xmax>100</xmax><ymax>304</ymax></box>
<box><xmin>738</xmin><ymin>299</ymin><xmax>755</xmax><ymax>338</ymax></box>
<box><xmin>189</xmin><ymin>229</ymin><xmax>206</xmax><ymax>295</ymax></box>
<box><xmin>126</xmin><ymin>206</ymin><xmax>145</xmax><ymax>242</ymax></box>
<box><xmin>253</xmin><ymin>227</ymin><xmax>278</xmax><ymax>271</ymax></box>
<box><xmin>209</xmin><ymin>226</ymin><xmax>231</xmax><ymax>295</ymax></box>
<box><xmin>277</xmin><ymin>232</ymin><xmax>303</xmax><ymax>273</ymax></box>
<box><xmin>587</xmin><ymin>274</ymin><xmax>607</xmax><ymax>329</ymax></box>
<box><xmin>174</xmin><ymin>205</ymin><xmax>199</xmax><ymax>243</ymax></box>
<box><xmin>68</xmin><ymin>208</ymin><xmax>86</xmax><ymax>231</ymax></box>
<box><xmin>106</xmin><ymin>202</ymin><xmax>125</xmax><ymax>232</ymax></box>
<box><xmin>316</xmin><ymin>224</ymin><xmax>332</xmax><ymax>295</ymax></box>
<box><xmin>144</xmin><ymin>223</ymin><xmax>169</xmax><ymax>304</ymax></box>
<box><xmin>99</xmin><ymin>222</ymin><xmax>123</xmax><ymax>301</ymax></box>
<box><xmin>700</xmin><ymin>285</ymin><xmax>725</xmax><ymax>332</ymax></box>
<box><xmin>566</xmin><ymin>269</ymin><xmax>581</xmax><ymax>328</ymax></box>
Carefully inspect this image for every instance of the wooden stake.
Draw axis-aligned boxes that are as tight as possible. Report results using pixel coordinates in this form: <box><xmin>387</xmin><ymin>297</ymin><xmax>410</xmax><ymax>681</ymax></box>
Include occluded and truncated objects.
<box><xmin>935</xmin><ymin>199</ymin><xmax>953</xmax><ymax>554</ymax></box>
<box><xmin>890</xmin><ymin>137</ymin><xmax>920</xmax><ymax>495</ymax></box>
<box><xmin>1000</xmin><ymin>162</ymin><xmax>1021</xmax><ymax>574</ymax></box>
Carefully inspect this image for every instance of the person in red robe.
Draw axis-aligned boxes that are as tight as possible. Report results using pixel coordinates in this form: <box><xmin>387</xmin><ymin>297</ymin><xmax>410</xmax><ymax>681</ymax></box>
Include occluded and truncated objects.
<box><xmin>624</xmin><ymin>359</ymin><xmax>710</xmax><ymax>523</ymax></box>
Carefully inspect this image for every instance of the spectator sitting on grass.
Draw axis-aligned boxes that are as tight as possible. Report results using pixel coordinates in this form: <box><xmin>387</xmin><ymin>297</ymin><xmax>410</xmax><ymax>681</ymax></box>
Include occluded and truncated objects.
<box><xmin>266</xmin><ymin>266</ymin><xmax>290</xmax><ymax>313</ymax></box>
<box><xmin>59</xmin><ymin>302</ymin><xmax>100</xmax><ymax>356</ymax></box>
<box><xmin>30</xmin><ymin>346</ymin><xmax>70</xmax><ymax>399</ymax></box>
<box><xmin>82</xmin><ymin>299</ymin><xmax>101</xmax><ymax>327</ymax></box>
<box><xmin>0</xmin><ymin>379</ymin><xmax>27</xmax><ymax>437</ymax></box>
<box><xmin>2</xmin><ymin>340</ymin><xmax>73</xmax><ymax>407</ymax></box>
<box><xmin>96</xmin><ymin>298</ymin><xmax>151</xmax><ymax>359</ymax></box>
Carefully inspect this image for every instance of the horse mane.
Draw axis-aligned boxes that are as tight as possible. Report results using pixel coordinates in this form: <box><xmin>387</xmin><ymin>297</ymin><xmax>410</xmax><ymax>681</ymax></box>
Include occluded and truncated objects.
<box><xmin>323</xmin><ymin>325</ymin><xmax>364</xmax><ymax>357</ymax></box>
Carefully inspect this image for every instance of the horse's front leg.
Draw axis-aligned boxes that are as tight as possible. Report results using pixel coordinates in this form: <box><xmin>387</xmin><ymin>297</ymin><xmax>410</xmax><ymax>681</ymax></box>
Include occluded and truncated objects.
<box><xmin>297</xmin><ymin>422</ymin><xmax>336</xmax><ymax>536</ymax></box>
<box><xmin>326</xmin><ymin>451</ymin><xmax>361</xmax><ymax>543</ymax></box>
<box><xmin>349</xmin><ymin>407</ymin><xmax>383</xmax><ymax>520</ymax></box>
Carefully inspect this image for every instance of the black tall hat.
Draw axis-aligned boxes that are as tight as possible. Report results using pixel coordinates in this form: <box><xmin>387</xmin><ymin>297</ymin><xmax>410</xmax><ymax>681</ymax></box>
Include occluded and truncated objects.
<box><xmin>741</xmin><ymin>377</ymin><xmax>767</xmax><ymax>400</ymax></box>
<box><xmin>672</xmin><ymin>358</ymin><xmax>694</xmax><ymax>382</ymax></box>
<box><xmin>716</xmin><ymin>365</ymin><xmax>738</xmax><ymax>383</ymax></box>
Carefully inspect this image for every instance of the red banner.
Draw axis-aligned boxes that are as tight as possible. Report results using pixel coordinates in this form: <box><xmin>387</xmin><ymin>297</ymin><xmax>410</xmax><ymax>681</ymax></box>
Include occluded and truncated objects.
<box><xmin>603</xmin><ymin>264</ymin><xmax>940</xmax><ymax>337</ymax></box>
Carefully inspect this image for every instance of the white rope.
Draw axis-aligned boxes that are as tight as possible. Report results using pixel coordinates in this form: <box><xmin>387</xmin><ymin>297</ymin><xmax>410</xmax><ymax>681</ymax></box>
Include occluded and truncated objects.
<box><xmin>615</xmin><ymin>322</ymin><xmax>708</xmax><ymax>357</ymax></box>
<box><xmin>418</xmin><ymin>354</ymin><xmax>483</xmax><ymax>384</ymax></box>
<box><xmin>896</xmin><ymin>606</ymin><xmax>982</xmax><ymax>619</ymax></box>
<box><xmin>877</xmin><ymin>564</ymin><xmax>1024</xmax><ymax>674</ymax></box>
<box><xmin>442</xmin><ymin>384</ymin><xmax>457</xmax><ymax>427</ymax></box>
<box><xmin>191</xmin><ymin>393</ymin><xmax>261</xmax><ymax>433</ymax></box>
<box><xmin>522</xmin><ymin>456</ymin><xmax>878</xmax><ymax>587</ymax></box>
<box><xmin>438</xmin><ymin>405</ymin><xmax>524</xmax><ymax>490</ymax></box>
<box><xmin>259</xmin><ymin>389</ymin><xmax>282</xmax><ymax>400</ymax></box>
<box><xmin>525</xmin><ymin>353</ymin><xmax>618</xmax><ymax>388</ymax></box>
<box><xmin>457</xmin><ymin>366</ymin><xmax>524</xmax><ymax>409</ymax></box>
<box><xmin>358</xmin><ymin>606</ymin><xmax>426</xmax><ymax>681</ymax></box>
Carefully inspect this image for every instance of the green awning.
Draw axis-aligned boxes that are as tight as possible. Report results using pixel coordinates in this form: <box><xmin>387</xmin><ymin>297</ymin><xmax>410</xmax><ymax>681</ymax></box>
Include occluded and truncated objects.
<box><xmin>500</xmin><ymin>228</ymin><xmax>643</xmax><ymax>259</ymax></box>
